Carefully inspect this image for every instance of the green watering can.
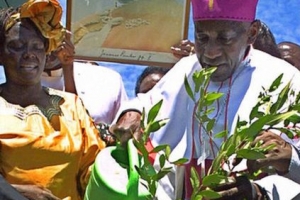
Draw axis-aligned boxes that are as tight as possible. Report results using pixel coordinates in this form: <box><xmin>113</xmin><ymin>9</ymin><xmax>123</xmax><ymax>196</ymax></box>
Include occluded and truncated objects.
<box><xmin>84</xmin><ymin>139</ymin><xmax>151</xmax><ymax>200</ymax></box>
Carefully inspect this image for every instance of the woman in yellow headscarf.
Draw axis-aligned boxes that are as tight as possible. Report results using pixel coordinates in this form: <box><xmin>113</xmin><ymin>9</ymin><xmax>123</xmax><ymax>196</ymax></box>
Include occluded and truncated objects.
<box><xmin>0</xmin><ymin>1</ymin><xmax>105</xmax><ymax>199</ymax></box>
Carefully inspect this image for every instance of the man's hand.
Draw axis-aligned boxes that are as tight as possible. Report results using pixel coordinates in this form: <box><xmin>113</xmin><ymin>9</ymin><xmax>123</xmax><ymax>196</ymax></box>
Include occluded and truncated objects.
<box><xmin>109</xmin><ymin>111</ymin><xmax>142</xmax><ymax>147</ymax></box>
<box><xmin>212</xmin><ymin>176</ymin><xmax>263</xmax><ymax>200</ymax></box>
<box><xmin>171</xmin><ymin>39</ymin><xmax>195</xmax><ymax>59</ymax></box>
<box><xmin>12</xmin><ymin>184</ymin><xmax>61</xmax><ymax>200</ymax></box>
<box><xmin>247</xmin><ymin>130</ymin><xmax>292</xmax><ymax>175</ymax></box>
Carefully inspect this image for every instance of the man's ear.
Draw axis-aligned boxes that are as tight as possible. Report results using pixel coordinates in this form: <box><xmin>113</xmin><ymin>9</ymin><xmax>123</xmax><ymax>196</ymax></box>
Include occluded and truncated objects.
<box><xmin>247</xmin><ymin>20</ymin><xmax>261</xmax><ymax>44</ymax></box>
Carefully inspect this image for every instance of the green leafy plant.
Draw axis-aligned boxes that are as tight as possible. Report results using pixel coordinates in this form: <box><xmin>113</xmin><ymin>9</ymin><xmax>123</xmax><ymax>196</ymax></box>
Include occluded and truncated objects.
<box><xmin>133</xmin><ymin>99</ymin><xmax>188</xmax><ymax>199</ymax></box>
<box><xmin>112</xmin><ymin>67</ymin><xmax>300</xmax><ymax>200</ymax></box>
<box><xmin>184</xmin><ymin>68</ymin><xmax>300</xmax><ymax>200</ymax></box>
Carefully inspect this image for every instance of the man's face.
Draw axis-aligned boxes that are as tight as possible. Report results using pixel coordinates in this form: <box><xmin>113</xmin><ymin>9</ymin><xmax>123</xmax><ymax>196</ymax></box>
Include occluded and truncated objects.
<box><xmin>194</xmin><ymin>20</ymin><xmax>251</xmax><ymax>82</ymax></box>
<box><xmin>1</xmin><ymin>19</ymin><xmax>47</xmax><ymax>85</ymax></box>
<box><xmin>139</xmin><ymin>73</ymin><xmax>164</xmax><ymax>94</ymax></box>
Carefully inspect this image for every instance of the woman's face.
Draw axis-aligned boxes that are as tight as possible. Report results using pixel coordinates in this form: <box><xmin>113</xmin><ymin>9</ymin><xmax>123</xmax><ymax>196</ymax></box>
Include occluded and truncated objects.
<box><xmin>1</xmin><ymin>19</ymin><xmax>47</xmax><ymax>85</ymax></box>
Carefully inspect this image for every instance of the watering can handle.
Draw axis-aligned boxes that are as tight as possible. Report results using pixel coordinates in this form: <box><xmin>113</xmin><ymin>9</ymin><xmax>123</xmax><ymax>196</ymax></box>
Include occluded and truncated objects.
<box><xmin>126</xmin><ymin>139</ymin><xmax>141</xmax><ymax>197</ymax></box>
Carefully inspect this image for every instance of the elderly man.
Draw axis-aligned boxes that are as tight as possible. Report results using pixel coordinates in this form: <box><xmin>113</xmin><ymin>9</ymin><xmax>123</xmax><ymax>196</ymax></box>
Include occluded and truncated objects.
<box><xmin>111</xmin><ymin>0</ymin><xmax>300</xmax><ymax>199</ymax></box>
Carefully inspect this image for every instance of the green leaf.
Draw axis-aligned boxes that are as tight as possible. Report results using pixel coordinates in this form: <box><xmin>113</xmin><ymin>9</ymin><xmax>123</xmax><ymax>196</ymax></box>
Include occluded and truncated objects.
<box><xmin>202</xmin><ymin>174</ymin><xmax>227</xmax><ymax>187</ymax></box>
<box><xmin>289</xmin><ymin>104</ymin><xmax>300</xmax><ymax>113</ymax></box>
<box><xmin>171</xmin><ymin>158</ymin><xmax>189</xmax><ymax>165</ymax></box>
<box><xmin>142</xmin><ymin>164</ymin><xmax>157</xmax><ymax>177</ymax></box>
<box><xmin>214</xmin><ymin>130</ymin><xmax>228</xmax><ymax>139</ymax></box>
<box><xmin>133</xmin><ymin>139</ymin><xmax>148</xmax><ymax>156</ymax></box>
<box><xmin>270</xmin><ymin>81</ymin><xmax>290</xmax><ymax>114</ymax></box>
<box><xmin>199</xmin><ymin>114</ymin><xmax>210</xmax><ymax>123</ymax></box>
<box><xmin>266</xmin><ymin>111</ymin><xmax>297</xmax><ymax>127</ymax></box>
<box><xmin>296</xmin><ymin>92</ymin><xmax>300</xmax><ymax>102</ymax></box>
<box><xmin>191</xmin><ymin>194</ymin><xmax>203</xmax><ymax>200</ymax></box>
<box><xmin>150</xmin><ymin>144</ymin><xmax>168</xmax><ymax>154</ymax></box>
<box><xmin>153</xmin><ymin>169</ymin><xmax>171</xmax><ymax>181</ymax></box>
<box><xmin>193</xmin><ymin>71</ymin><xmax>204</xmax><ymax>93</ymax></box>
<box><xmin>220</xmin><ymin>134</ymin><xmax>236</xmax><ymax>152</ymax></box>
<box><xmin>198</xmin><ymin>189</ymin><xmax>221</xmax><ymax>199</ymax></box>
<box><xmin>184</xmin><ymin>75</ymin><xmax>196</xmax><ymax>102</ymax></box>
<box><xmin>190</xmin><ymin>167</ymin><xmax>200</xmax><ymax>188</ymax></box>
<box><xmin>200</xmin><ymin>87</ymin><xmax>205</xmax><ymax>101</ymax></box>
<box><xmin>205</xmin><ymin>107</ymin><xmax>216</xmax><ymax>115</ymax></box>
<box><xmin>260</xmin><ymin>95</ymin><xmax>271</xmax><ymax>103</ymax></box>
<box><xmin>140</xmin><ymin>107</ymin><xmax>146</xmax><ymax>130</ymax></box>
<box><xmin>224</xmin><ymin>143</ymin><xmax>236</xmax><ymax>157</ymax></box>
<box><xmin>147</xmin><ymin>118</ymin><xmax>169</xmax><ymax>133</ymax></box>
<box><xmin>285</xmin><ymin>114</ymin><xmax>300</xmax><ymax>124</ymax></box>
<box><xmin>277</xmin><ymin>128</ymin><xmax>295</xmax><ymax>139</ymax></box>
<box><xmin>253</xmin><ymin>169</ymin><xmax>264</xmax><ymax>177</ymax></box>
<box><xmin>149</xmin><ymin>183</ymin><xmax>157</xmax><ymax>197</ymax></box>
<box><xmin>237</xmin><ymin>120</ymin><xmax>248</xmax><ymax>127</ymax></box>
<box><xmin>159</xmin><ymin>154</ymin><xmax>166</xmax><ymax>168</ymax></box>
<box><xmin>205</xmin><ymin>92</ymin><xmax>224</xmax><ymax>102</ymax></box>
<box><xmin>269</xmin><ymin>73</ymin><xmax>283</xmax><ymax>92</ymax></box>
<box><xmin>165</xmin><ymin>145</ymin><xmax>171</xmax><ymax>159</ymax></box>
<box><xmin>206</xmin><ymin>119</ymin><xmax>215</xmax><ymax>132</ymax></box>
<box><xmin>204</xmin><ymin>67</ymin><xmax>217</xmax><ymax>76</ymax></box>
<box><xmin>147</xmin><ymin>100</ymin><xmax>163</xmax><ymax>124</ymax></box>
<box><xmin>236</xmin><ymin>149</ymin><xmax>265</xmax><ymax>160</ymax></box>
<box><xmin>294</xmin><ymin>129</ymin><xmax>300</xmax><ymax>138</ymax></box>
<box><xmin>209</xmin><ymin>152</ymin><xmax>226</xmax><ymax>174</ymax></box>
<box><xmin>135</xmin><ymin>166</ymin><xmax>151</xmax><ymax>182</ymax></box>
<box><xmin>249</xmin><ymin>104</ymin><xmax>265</xmax><ymax>122</ymax></box>
<box><xmin>260</xmin><ymin>143</ymin><xmax>276</xmax><ymax>152</ymax></box>
<box><xmin>203</xmin><ymin>99</ymin><xmax>216</xmax><ymax>107</ymax></box>
<box><xmin>243</xmin><ymin>111</ymin><xmax>297</xmax><ymax>139</ymax></box>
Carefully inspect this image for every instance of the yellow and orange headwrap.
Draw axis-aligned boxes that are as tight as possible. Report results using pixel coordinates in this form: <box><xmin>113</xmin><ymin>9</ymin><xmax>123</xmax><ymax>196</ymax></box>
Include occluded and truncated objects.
<box><xmin>5</xmin><ymin>0</ymin><xmax>66</xmax><ymax>53</ymax></box>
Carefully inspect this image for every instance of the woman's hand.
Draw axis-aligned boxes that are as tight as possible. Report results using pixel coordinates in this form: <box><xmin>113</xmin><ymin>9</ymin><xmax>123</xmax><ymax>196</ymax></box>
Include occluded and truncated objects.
<box><xmin>55</xmin><ymin>30</ymin><xmax>77</xmax><ymax>94</ymax></box>
<box><xmin>12</xmin><ymin>184</ymin><xmax>61</xmax><ymax>200</ymax></box>
<box><xmin>56</xmin><ymin>30</ymin><xmax>75</xmax><ymax>66</ymax></box>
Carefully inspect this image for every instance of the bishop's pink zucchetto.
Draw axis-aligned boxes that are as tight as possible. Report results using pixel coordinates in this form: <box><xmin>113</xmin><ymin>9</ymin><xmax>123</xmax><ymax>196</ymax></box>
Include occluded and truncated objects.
<box><xmin>191</xmin><ymin>0</ymin><xmax>259</xmax><ymax>22</ymax></box>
